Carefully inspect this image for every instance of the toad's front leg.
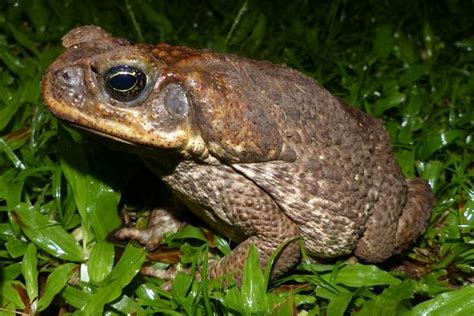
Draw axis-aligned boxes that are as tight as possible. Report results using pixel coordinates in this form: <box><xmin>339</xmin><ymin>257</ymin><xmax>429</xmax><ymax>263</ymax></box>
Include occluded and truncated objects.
<box><xmin>119</xmin><ymin>161</ymin><xmax>301</xmax><ymax>282</ymax></box>
<box><xmin>115</xmin><ymin>198</ymin><xmax>300</xmax><ymax>282</ymax></box>
<box><xmin>115</xmin><ymin>207</ymin><xmax>185</xmax><ymax>250</ymax></box>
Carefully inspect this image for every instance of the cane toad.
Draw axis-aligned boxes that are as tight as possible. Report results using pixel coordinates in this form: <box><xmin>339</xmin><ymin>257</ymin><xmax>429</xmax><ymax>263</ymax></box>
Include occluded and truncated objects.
<box><xmin>42</xmin><ymin>26</ymin><xmax>433</xmax><ymax>279</ymax></box>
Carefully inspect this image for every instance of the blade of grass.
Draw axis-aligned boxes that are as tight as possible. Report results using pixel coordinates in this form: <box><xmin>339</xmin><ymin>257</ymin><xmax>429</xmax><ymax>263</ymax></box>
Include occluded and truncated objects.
<box><xmin>88</xmin><ymin>241</ymin><xmax>115</xmax><ymax>284</ymax></box>
<box><xmin>0</xmin><ymin>137</ymin><xmax>25</xmax><ymax>169</ymax></box>
<box><xmin>22</xmin><ymin>243</ymin><xmax>38</xmax><ymax>305</ymax></box>
<box><xmin>406</xmin><ymin>285</ymin><xmax>474</xmax><ymax>316</ymax></box>
<box><xmin>37</xmin><ymin>263</ymin><xmax>78</xmax><ymax>312</ymax></box>
<box><xmin>13</xmin><ymin>203</ymin><xmax>83</xmax><ymax>262</ymax></box>
<box><xmin>83</xmin><ymin>244</ymin><xmax>146</xmax><ymax>314</ymax></box>
<box><xmin>329</xmin><ymin>263</ymin><xmax>401</xmax><ymax>287</ymax></box>
<box><xmin>58</xmin><ymin>127</ymin><xmax>121</xmax><ymax>242</ymax></box>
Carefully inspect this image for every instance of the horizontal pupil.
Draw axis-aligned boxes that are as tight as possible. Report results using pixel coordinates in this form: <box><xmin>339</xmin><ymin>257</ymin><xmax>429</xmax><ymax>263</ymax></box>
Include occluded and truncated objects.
<box><xmin>109</xmin><ymin>73</ymin><xmax>138</xmax><ymax>91</ymax></box>
<box><xmin>103</xmin><ymin>65</ymin><xmax>147</xmax><ymax>103</ymax></box>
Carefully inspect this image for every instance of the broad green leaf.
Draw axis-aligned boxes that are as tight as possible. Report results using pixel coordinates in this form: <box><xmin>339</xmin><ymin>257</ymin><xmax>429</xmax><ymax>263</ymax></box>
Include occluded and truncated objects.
<box><xmin>417</xmin><ymin>160</ymin><xmax>444</xmax><ymax>193</ymax></box>
<box><xmin>241</xmin><ymin>245</ymin><xmax>269</xmax><ymax>313</ymax></box>
<box><xmin>0</xmin><ymin>91</ymin><xmax>20</xmax><ymax>132</ymax></box>
<box><xmin>136</xmin><ymin>283</ymin><xmax>172</xmax><ymax>301</ymax></box>
<box><xmin>373</xmin><ymin>25</ymin><xmax>394</xmax><ymax>59</ymax></box>
<box><xmin>273</xmin><ymin>294</ymin><xmax>296</xmax><ymax>316</ymax></box>
<box><xmin>136</xmin><ymin>0</ymin><xmax>173</xmax><ymax>41</ymax></box>
<box><xmin>0</xmin><ymin>168</ymin><xmax>17</xmax><ymax>200</ymax></box>
<box><xmin>316</xmin><ymin>283</ymin><xmax>352</xmax><ymax>301</ymax></box>
<box><xmin>1</xmin><ymin>263</ymin><xmax>22</xmax><ymax>280</ymax></box>
<box><xmin>417</xmin><ymin>130</ymin><xmax>465</xmax><ymax>160</ymax></box>
<box><xmin>416</xmin><ymin>270</ymin><xmax>450</xmax><ymax>298</ymax></box>
<box><xmin>460</xmin><ymin>198</ymin><xmax>474</xmax><ymax>244</ymax></box>
<box><xmin>399</xmin><ymin>65</ymin><xmax>429</xmax><ymax>85</ymax></box>
<box><xmin>8</xmin><ymin>24</ymin><xmax>39</xmax><ymax>55</ymax></box>
<box><xmin>200</xmin><ymin>247</ymin><xmax>212</xmax><ymax>316</ymax></box>
<box><xmin>59</xmin><ymin>127</ymin><xmax>121</xmax><ymax>242</ymax></box>
<box><xmin>25</xmin><ymin>0</ymin><xmax>50</xmax><ymax>34</ymax></box>
<box><xmin>37</xmin><ymin>263</ymin><xmax>78</xmax><ymax>311</ymax></box>
<box><xmin>20</xmin><ymin>74</ymin><xmax>42</xmax><ymax>104</ymax></box>
<box><xmin>294</xmin><ymin>294</ymin><xmax>317</xmax><ymax>307</ymax></box>
<box><xmin>327</xmin><ymin>288</ymin><xmax>354</xmax><ymax>316</ymax></box>
<box><xmin>1</xmin><ymin>280</ymin><xmax>26</xmax><ymax>310</ymax></box>
<box><xmin>247</xmin><ymin>13</ymin><xmax>267</xmax><ymax>52</ymax></box>
<box><xmin>395</xmin><ymin>149</ymin><xmax>415</xmax><ymax>177</ymax></box>
<box><xmin>358</xmin><ymin>280</ymin><xmax>415</xmax><ymax>316</ymax></box>
<box><xmin>22</xmin><ymin>243</ymin><xmax>38</xmax><ymax>304</ymax></box>
<box><xmin>0</xmin><ymin>46</ymin><xmax>28</xmax><ymax>77</ymax></box>
<box><xmin>394</xmin><ymin>34</ymin><xmax>416</xmax><ymax>65</ymax></box>
<box><xmin>298</xmin><ymin>262</ymin><xmax>337</xmax><ymax>273</ymax></box>
<box><xmin>105</xmin><ymin>244</ymin><xmax>146</xmax><ymax>283</ymax></box>
<box><xmin>110</xmin><ymin>295</ymin><xmax>146</xmax><ymax>314</ymax></box>
<box><xmin>331</xmin><ymin>264</ymin><xmax>401</xmax><ymax>287</ymax></box>
<box><xmin>13</xmin><ymin>203</ymin><xmax>83</xmax><ymax>262</ymax></box>
<box><xmin>5</xmin><ymin>166</ymin><xmax>56</xmax><ymax>212</ymax></box>
<box><xmin>223</xmin><ymin>285</ymin><xmax>244</xmax><ymax>314</ymax></box>
<box><xmin>5</xmin><ymin>239</ymin><xmax>28</xmax><ymax>258</ymax></box>
<box><xmin>374</xmin><ymin>90</ymin><xmax>406</xmax><ymax>116</ymax></box>
<box><xmin>62</xmin><ymin>285</ymin><xmax>91</xmax><ymax>310</ymax></box>
<box><xmin>407</xmin><ymin>285</ymin><xmax>474</xmax><ymax>316</ymax></box>
<box><xmin>88</xmin><ymin>241</ymin><xmax>115</xmax><ymax>284</ymax></box>
<box><xmin>179</xmin><ymin>242</ymin><xmax>204</xmax><ymax>264</ymax></box>
<box><xmin>82</xmin><ymin>244</ymin><xmax>145</xmax><ymax>314</ymax></box>
<box><xmin>214</xmin><ymin>234</ymin><xmax>232</xmax><ymax>255</ymax></box>
<box><xmin>172</xmin><ymin>271</ymin><xmax>194</xmax><ymax>302</ymax></box>
<box><xmin>168</xmin><ymin>225</ymin><xmax>207</xmax><ymax>242</ymax></box>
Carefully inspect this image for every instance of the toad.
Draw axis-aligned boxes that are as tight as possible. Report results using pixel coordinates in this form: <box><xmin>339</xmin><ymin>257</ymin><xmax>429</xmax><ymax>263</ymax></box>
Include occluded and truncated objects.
<box><xmin>41</xmin><ymin>26</ymin><xmax>433</xmax><ymax>280</ymax></box>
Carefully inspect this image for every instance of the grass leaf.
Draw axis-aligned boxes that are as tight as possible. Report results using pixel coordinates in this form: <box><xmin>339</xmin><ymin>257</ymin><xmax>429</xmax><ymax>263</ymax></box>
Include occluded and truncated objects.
<box><xmin>22</xmin><ymin>243</ymin><xmax>38</xmax><ymax>304</ymax></box>
<box><xmin>83</xmin><ymin>244</ymin><xmax>146</xmax><ymax>314</ymax></box>
<box><xmin>88</xmin><ymin>241</ymin><xmax>115</xmax><ymax>284</ymax></box>
<box><xmin>331</xmin><ymin>264</ymin><xmax>401</xmax><ymax>287</ymax></box>
<box><xmin>358</xmin><ymin>280</ymin><xmax>416</xmax><ymax>316</ymax></box>
<box><xmin>58</xmin><ymin>127</ymin><xmax>121</xmax><ymax>242</ymax></box>
<box><xmin>241</xmin><ymin>245</ymin><xmax>269</xmax><ymax>313</ymax></box>
<box><xmin>406</xmin><ymin>285</ymin><xmax>474</xmax><ymax>316</ymax></box>
<box><xmin>37</xmin><ymin>263</ymin><xmax>78</xmax><ymax>311</ymax></box>
<box><xmin>13</xmin><ymin>203</ymin><xmax>83</xmax><ymax>262</ymax></box>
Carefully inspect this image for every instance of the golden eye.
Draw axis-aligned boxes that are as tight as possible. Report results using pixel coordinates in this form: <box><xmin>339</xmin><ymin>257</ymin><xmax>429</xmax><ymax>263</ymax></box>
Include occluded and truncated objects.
<box><xmin>103</xmin><ymin>65</ymin><xmax>146</xmax><ymax>102</ymax></box>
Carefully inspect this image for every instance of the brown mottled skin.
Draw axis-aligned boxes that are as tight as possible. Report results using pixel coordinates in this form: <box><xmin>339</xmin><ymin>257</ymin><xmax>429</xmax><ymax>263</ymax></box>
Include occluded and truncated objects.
<box><xmin>42</xmin><ymin>26</ymin><xmax>433</xmax><ymax>280</ymax></box>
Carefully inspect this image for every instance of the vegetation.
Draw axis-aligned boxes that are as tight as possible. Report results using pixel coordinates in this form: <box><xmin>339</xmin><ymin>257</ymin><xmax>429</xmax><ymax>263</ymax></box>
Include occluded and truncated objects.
<box><xmin>0</xmin><ymin>0</ymin><xmax>473</xmax><ymax>314</ymax></box>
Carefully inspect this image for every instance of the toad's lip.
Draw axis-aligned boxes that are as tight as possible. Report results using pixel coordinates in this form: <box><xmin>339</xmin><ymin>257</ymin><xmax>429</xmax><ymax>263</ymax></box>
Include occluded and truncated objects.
<box><xmin>66</xmin><ymin>122</ymin><xmax>137</xmax><ymax>146</ymax></box>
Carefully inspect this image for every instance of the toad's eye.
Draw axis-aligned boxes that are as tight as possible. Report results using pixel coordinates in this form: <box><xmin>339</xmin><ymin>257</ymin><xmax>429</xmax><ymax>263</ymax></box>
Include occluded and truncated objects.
<box><xmin>103</xmin><ymin>65</ymin><xmax>147</xmax><ymax>102</ymax></box>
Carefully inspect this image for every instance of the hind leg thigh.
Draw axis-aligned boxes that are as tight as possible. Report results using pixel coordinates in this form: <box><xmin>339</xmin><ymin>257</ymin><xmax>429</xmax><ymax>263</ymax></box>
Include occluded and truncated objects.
<box><xmin>355</xmin><ymin>176</ymin><xmax>433</xmax><ymax>262</ymax></box>
<box><xmin>393</xmin><ymin>178</ymin><xmax>433</xmax><ymax>253</ymax></box>
<box><xmin>354</xmin><ymin>174</ymin><xmax>406</xmax><ymax>262</ymax></box>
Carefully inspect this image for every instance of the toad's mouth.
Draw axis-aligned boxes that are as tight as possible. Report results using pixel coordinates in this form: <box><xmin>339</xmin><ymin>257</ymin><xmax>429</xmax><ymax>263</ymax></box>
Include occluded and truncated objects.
<box><xmin>61</xmin><ymin>120</ymin><xmax>192</xmax><ymax>162</ymax></box>
<box><xmin>66</xmin><ymin>122</ymin><xmax>137</xmax><ymax>146</ymax></box>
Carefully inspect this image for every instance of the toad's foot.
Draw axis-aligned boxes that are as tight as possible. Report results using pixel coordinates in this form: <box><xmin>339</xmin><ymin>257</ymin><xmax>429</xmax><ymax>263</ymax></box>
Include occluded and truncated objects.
<box><xmin>115</xmin><ymin>208</ymin><xmax>185</xmax><ymax>250</ymax></box>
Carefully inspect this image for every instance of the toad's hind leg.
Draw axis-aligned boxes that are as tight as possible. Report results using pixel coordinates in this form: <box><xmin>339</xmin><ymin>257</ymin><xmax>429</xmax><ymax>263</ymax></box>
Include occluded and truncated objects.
<box><xmin>207</xmin><ymin>186</ymin><xmax>301</xmax><ymax>281</ymax></box>
<box><xmin>355</xmin><ymin>176</ymin><xmax>433</xmax><ymax>262</ymax></box>
<box><xmin>163</xmin><ymin>161</ymin><xmax>301</xmax><ymax>281</ymax></box>
<box><xmin>393</xmin><ymin>178</ymin><xmax>433</xmax><ymax>253</ymax></box>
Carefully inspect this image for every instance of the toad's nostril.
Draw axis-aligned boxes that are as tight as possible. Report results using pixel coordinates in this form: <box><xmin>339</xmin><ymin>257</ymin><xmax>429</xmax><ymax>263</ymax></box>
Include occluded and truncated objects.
<box><xmin>56</xmin><ymin>66</ymin><xmax>84</xmax><ymax>87</ymax></box>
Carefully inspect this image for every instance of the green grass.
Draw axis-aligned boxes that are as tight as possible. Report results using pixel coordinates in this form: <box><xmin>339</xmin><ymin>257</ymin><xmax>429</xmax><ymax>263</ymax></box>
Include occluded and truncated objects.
<box><xmin>1</xmin><ymin>0</ymin><xmax>473</xmax><ymax>314</ymax></box>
